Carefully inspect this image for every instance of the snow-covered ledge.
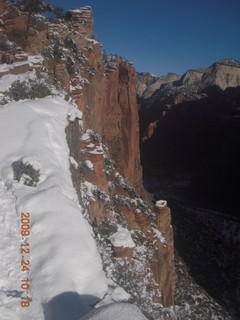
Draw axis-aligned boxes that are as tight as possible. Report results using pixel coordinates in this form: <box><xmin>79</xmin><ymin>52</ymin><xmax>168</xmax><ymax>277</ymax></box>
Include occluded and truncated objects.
<box><xmin>109</xmin><ymin>226</ymin><xmax>135</xmax><ymax>261</ymax></box>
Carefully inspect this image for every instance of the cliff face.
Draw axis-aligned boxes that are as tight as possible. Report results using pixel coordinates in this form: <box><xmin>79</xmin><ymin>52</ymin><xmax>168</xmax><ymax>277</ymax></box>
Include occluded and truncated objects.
<box><xmin>66</xmin><ymin>120</ymin><xmax>175</xmax><ymax>315</ymax></box>
<box><xmin>0</xmin><ymin>2</ymin><xmax>175</xmax><ymax>318</ymax></box>
<box><xmin>77</xmin><ymin>59</ymin><xmax>142</xmax><ymax>191</ymax></box>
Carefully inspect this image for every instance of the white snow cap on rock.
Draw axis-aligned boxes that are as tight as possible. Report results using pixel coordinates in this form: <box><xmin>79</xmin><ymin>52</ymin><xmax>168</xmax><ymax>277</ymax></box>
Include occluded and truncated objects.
<box><xmin>20</xmin><ymin>156</ymin><xmax>41</xmax><ymax>171</ymax></box>
<box><xmin>85</xmin><ymin>160</ymin><xmax>94</xmax><ymax>170</ymax></box>
<box><xmin>68</xmin><ymin>107</ymin><xmax>82</xmax><ymax>121</ymax></box>
<box><xmin>109</xmin><ymin>226</ymin><xmax>135</xmax><ymax>248</ymax></box>
<box><xmin>156</xmin><ymin>200</ymin><xmax>167</xmax><ymax>208</ymax></box>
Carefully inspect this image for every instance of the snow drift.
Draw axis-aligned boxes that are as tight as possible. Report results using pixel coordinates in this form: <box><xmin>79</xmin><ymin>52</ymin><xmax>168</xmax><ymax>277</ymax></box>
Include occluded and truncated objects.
<box><xmin>0</xmin><ymin>97</ymin><xmax>108</xmax><ymax>319</ymax></box>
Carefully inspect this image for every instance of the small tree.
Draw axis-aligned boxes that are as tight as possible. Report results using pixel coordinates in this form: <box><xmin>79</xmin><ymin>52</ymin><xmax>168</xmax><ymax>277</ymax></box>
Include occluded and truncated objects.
<box><xmin>22</xmin><ymin>0</ymin><xmax>52</xmax><ymax>15</ymax></box>
<box><xmin>20</xmin><ymin>0</ymin><xmax>52</xmax><ymax>35</ymax></box>
<box><xmin>52</xmin><ymin>7</ymin><xmax>65</xmax><ymax>19</ymax></box>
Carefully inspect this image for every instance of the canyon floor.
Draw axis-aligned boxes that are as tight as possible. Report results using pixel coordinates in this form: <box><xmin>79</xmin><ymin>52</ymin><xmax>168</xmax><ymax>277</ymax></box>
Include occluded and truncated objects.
<box><xmin>143</xmin><ymin>166</ymin><xmax>240</xmax><ymax>320</ymax></box>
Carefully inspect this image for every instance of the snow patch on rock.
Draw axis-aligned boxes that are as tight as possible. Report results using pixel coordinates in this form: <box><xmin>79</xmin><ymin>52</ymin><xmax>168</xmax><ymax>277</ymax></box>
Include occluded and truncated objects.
<box><xmin>109</xmin><ymin>226</ymin><xmax>135</xmax><ymax>248</ymax></box>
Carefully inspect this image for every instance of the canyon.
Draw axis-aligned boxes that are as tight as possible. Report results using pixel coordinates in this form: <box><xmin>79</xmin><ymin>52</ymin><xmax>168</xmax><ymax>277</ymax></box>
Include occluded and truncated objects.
<box><xmin>138</xmin><ymin>58</ymin><xmax>240</xmax><ymax>216</ymax></box>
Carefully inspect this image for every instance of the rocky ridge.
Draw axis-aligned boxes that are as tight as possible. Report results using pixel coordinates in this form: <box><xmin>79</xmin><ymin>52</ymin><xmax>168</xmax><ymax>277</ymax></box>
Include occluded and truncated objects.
<box><xmin>138</xmin><ymin>58</ymin><xmax>240</xmax><ymax>142</ymax></box>
<box><xmin>138</xmin><ymin>58</ymin><xmax>240</xmax><ymax>103</ymax></box>
<box><xmin>0</xmin><ymin>1</ymin><xmax>175</xmax><ymax>318</ymax></box>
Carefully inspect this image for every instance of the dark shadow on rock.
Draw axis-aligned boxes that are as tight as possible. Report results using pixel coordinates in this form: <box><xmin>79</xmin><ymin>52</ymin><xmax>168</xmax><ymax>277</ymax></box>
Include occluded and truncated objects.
<box><xmin>43</xmin><ymin>292</ymin><xmax>99</xmax><ymax>320</ymax></box>
<box><xmin>11</xmin><ymin>160</ymin><xmax>20</xmax><ymax>178</ymax></box>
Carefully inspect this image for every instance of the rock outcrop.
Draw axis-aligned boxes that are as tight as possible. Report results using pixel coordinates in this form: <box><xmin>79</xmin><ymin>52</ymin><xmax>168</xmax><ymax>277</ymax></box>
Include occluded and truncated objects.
<box><xmin>66</xmin><ymin>7</ymin><xmax>93</xmax><ymax>36</ymax></box>
<box><xmin>0</xmin><ymin>2</ymin><xmax>175</xmax><ymax>318</ymax></box>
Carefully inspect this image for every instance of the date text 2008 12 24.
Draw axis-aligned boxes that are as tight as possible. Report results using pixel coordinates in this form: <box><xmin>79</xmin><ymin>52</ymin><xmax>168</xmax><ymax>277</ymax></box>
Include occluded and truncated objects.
<box><xmin>20</xmin><ymin>212</ymin><xmax>31</xmax><ymax>308</ymax></box>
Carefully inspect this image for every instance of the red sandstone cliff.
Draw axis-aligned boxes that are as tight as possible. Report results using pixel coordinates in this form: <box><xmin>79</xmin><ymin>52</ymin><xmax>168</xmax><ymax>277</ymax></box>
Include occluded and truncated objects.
<box><xmin>77</xmin><ymin>58</ymin><xmax>142</xmax><ymax>191</ymax></box>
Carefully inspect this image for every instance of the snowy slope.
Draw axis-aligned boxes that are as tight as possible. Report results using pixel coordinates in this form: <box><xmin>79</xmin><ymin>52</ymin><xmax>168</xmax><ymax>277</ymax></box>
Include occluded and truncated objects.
<box><xmin>81</xmin><ymin>302</ymin><xmax>148</xmax><ymax>320</ymax></box>
<box><xmin>0</xmin><ymin>97</ymin><xmax>108</xmax><ymax>320</ymax></box>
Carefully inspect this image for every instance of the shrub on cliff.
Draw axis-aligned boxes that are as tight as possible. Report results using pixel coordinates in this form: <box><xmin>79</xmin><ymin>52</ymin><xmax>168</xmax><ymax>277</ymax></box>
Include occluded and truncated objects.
<box><xmin>52</xmin><ymin>7</ymin><xmax>66</xmax><ymax>19</ymax></box>
<box><xmin>0</xmin><ymin>34</ymin><xmax>15</xmax><ymax>52</ymax></box>
<box><xmin>6</xmin><ymin>29</ymin><xmax>28</xmax><ymax>48</ymax></box>
<box><xmin>15</xmin><ymin>159</ymin><xmax>40</xmax><ymax>187</ymax></box>
<box><xmin>21</xmin><ymin>0</ymin><xmax>52</xmax><ymax>15</ymax></box>
<box><xmin>78</xmin><ymin>160</ymin><xmax>94</xmax><ymax>176</ymax></box>
<box><xmin>4</xmin><ymin>79</ymin><xmax>51</xmax><ymax>101</ymax></box>
<box><xmin>29</xmin><ymin>15</ymin><xmax>47</xmax><ymax>31</ymax></box>
<box><xmin>5</xmin><ymin>80</ymin><xmax>29</xmax><ymax>101</ymax></box>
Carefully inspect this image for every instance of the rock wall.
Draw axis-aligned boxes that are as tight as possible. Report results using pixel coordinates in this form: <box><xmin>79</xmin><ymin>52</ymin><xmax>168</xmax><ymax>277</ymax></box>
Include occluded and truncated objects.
<box><xmin>77</xmin><ymin>59</ymin><xmax>143</xmax><ymax>192</ymax></box>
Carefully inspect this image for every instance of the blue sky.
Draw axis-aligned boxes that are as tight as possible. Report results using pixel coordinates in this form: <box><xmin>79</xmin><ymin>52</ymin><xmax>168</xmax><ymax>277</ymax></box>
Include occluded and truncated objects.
<box><xmin>46</xmin><ymin>0</ymin><xmax>240</xmax><ymax>76</ymax></box>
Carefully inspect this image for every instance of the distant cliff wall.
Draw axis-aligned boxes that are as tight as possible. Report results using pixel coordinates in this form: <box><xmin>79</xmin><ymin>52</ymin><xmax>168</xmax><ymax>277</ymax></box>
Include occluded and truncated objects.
<box><xmin>138</xmin><ymin>60</ymin><xmax>240</xmax><ymax>217</ymax></box>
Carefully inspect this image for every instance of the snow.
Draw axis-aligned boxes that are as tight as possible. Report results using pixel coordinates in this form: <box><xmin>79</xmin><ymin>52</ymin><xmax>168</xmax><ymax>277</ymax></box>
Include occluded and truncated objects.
<box><xmin>67</xmin><ymin>107</ymin><xmax>83</xmax><ymax>121</ymax></box>
<box><xmin>81</xmin><ymin>302</ymin><xmax>148</xmax><ymax>320</ymax></box>
<box><xmin>0</xmin><ymin>61</ymin><xmax>29</xmax><ymax>73</ymax></box>
<box><xmin>86</xmin><ymin>38</ymin><xmax>100</xmax><ymax>45</ymax></box>
<box><xmin>0</xmin><ymin>55</ymin><xmax>43</xmax><ymax>74</ymax></box>
<box><xmin>85</xmin><ymin>160</ymin><xmax>94</xmax><ymax>170</ymax></box>
<box><xmin>152</xmin><ymin>227</ymin><xmax>167</xmax><ymax>246</ymax></box>
<box><xmin>96</xmin><ymin>279</ymin><xmax>131</xmax><ymax>307</ymax></box>
<box><xmin>0</xmin><ymin>70</ymin><xmax>37</xmax><ymax>92</ymax></box>
<box><xmin>81</xmin><ymin>131</ymin><xmax>91</xmax><ymax>142</ymax></box>
<box><xmin>0</xmin><ymin>97</ymin><xmax>108</xmax><ymax>319</ymax></box>
<box><xmin>69</xmin><ymin>156</ymin><xmax>79</xmax><ymax>169</ymax></box>
<box><xmin>70</xmin><ymin>84</ymin><xmax>83</xmax><ymax>91</ymax></box>
<box><xmin>109</xmin><ymin>226</ymin><xmax>135</xmax><ymax>248</ymax></box>
<box><xmin>0</xmin><ymin>55</ymin><xmax>44</xmax><ymax>93</ymax></box>
<box><xmin>27</xmin><ymin>55</ymin><xmax>44</xmax><ymax>65</ymax></box>
<box><xmin>81</xmin><ymin>181</ymin><xmax>96</xmax><ymax>200</ymax></box>
<box><xmin>19</xmin><ymin>156</ymin><xmax>41</xmax><ymax>171</ymax></box>
<box><xmin>156</xmin><ymin>200</ymin><xmax>167</xmax><ymax>208</ymax></box>
<box><xmin>70</xmin><ymin>9</ymin><xmax>82</xmax><ymax>13</ymax></box>
<box><xmin>150</xmin><ymin>72</ymin><xmax>157</xmax><ymax>77</ymax></box>
<box><xmin>0</xmin><ymin>180</ymin><xmax>22</xmax><ymax>320</ymax></box>
<box><xmin>84</xmin><ymin>143</ymin><xmax>104</xmax><ymax>155</ymax></box>
<box><xmin>86</xmin><ymin>143</ymin><xmax>95</xmax><ymax>148</ymax></box>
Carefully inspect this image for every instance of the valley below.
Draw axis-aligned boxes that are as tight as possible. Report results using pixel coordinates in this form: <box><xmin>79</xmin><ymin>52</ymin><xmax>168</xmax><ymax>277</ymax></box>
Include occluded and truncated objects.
<box><xmin>143</xmin><ymin>166</ymin><xmax>240</xmax><ymax>320</ymax></box>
